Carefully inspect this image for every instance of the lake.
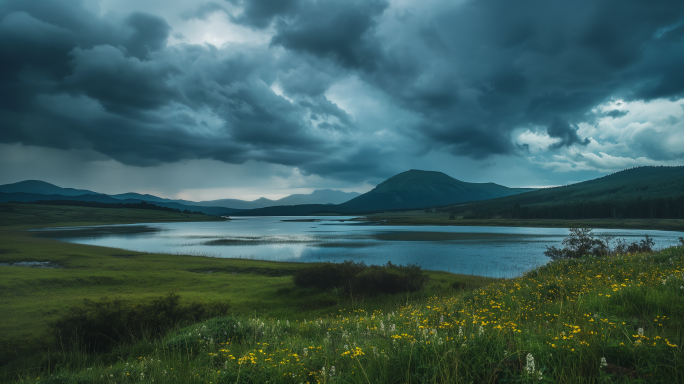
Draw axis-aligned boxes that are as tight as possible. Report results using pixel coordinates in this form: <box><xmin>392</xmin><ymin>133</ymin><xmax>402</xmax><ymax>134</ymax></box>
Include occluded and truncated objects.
<box><xmin>36</xmin><ymin>217</ymin><xmax>684</xmax><ymax>278</ymax></box>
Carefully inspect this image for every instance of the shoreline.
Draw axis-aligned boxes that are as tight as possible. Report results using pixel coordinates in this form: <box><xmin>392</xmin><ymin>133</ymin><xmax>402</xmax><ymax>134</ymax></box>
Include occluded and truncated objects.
<box><xmin>359</xmin><ymin>216</ymin><xmax>684</xmax><ymax>232</ymax></box>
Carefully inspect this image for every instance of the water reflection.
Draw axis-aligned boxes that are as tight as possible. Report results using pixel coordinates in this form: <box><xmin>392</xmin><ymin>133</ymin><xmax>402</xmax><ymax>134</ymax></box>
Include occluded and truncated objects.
<box><xmin>35</xmin><ymin>217</ymin><xmax>684</xmax><ymax>278</ymax></box>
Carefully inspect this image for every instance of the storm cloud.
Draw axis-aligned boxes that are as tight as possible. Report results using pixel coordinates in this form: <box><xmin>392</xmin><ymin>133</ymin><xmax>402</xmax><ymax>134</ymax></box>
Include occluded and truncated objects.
<box><xmin>1</xmin><ymin>0</ymin><xmax>684</xmax><ymax>186</ymax></box>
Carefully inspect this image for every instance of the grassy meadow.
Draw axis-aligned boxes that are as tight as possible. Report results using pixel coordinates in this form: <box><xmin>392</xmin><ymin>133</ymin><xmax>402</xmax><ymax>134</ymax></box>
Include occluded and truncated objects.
<box><xmin>0</xmin><ymin>203</ymin><xmax>489</xmax><ymax>381</ymax></box>
<box><xmin>8</xmin><ymin>244</ymin><xmax>682</xmax><ymax>383</ymax></box>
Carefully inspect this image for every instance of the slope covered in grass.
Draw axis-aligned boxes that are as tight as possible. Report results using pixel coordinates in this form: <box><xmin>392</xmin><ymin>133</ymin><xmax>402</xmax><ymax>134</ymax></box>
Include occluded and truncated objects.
<box><xmin>16</xmin><ymin>245</ymin><xmax>684</xmax><ymax>383</ymax></box>
<box><xmin>448</xmin><ymin>166</ymin><xmax>684</xmax><ymax>220</ymax></box>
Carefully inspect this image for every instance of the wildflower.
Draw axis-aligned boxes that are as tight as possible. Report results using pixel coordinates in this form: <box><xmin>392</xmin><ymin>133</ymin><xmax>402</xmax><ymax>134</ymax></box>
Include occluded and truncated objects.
<box><xmin>525</xmin><ymin>353</ymin><xmax>535</xmax><ymax>374</ymax></box>
<box><xmin>638</xmin><ymin>328</ymin><xmax>644</xmax><ymax>336</ymax></box>
<box><xmin>303</xmin><ymin>348</ymin><xmax>308</xmax><ymax>356</ymax></box>
<box><xmin>600</xmin><ymin>357</ymin><xmax>607</xmax><ymax>368</ymax></box>
<box><xmin>478</xmin><ymin>326</ymin><xmax>484</xmax><ymax>336</ymax></box>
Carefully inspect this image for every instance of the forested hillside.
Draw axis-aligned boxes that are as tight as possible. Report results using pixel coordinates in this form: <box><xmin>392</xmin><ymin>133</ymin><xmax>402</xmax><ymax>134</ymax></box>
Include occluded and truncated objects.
<box><xmin>446</xmin><ymin>166</ymin><xmax>684</xmax><ymax>220</ymax></box>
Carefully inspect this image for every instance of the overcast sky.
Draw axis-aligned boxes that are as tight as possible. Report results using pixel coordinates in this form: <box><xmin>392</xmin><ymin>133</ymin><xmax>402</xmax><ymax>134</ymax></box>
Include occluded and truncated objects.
<box><xmin>1</xmin><ymin>0</ymin><xmax>683</xmax><ymax>201</ymax></box>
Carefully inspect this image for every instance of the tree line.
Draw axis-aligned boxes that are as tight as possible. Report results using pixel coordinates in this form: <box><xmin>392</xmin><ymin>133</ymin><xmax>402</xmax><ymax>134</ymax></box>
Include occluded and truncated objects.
<box><xmin>456</xmin><ymin>196</ymin><xmax>684</xmax><ymax>220</ymax></box>
<box><xmin>444</xmin><ymin>166</ymin><xmax>684</xmax><ymax>220</ymax></box>
<box><xmin>10</xmin><ymin>199</ymin><xmax>207</xmax><ymax>215</ymax></box>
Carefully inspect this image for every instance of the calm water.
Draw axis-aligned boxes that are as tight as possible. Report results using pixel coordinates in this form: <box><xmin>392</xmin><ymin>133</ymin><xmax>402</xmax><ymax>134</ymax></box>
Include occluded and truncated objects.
<box><xmin>36</xmin><ymin>217</ymin><xmax>684</xmax><ymax>278</ymax></box>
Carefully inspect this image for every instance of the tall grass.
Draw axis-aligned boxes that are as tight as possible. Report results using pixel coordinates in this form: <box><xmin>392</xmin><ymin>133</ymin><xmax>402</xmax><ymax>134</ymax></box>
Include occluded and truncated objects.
<box><xmin>10</xmin><ymin>244</ymin><xmax>684</xmax><ymax>383</ymax></box>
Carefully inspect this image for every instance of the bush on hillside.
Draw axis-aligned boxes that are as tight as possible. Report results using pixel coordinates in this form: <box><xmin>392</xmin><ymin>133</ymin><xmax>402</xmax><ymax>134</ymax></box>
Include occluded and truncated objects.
<box><xmin>544</xmin><ymin>227</ymin><xmax>656</xmax><ymax>260</ymax></box>
<box><xmin>293</xmin><ymin>260</ymin><xmax>429</xmax><ymax>295</ymax></box>
<box><xmin>49</xmin><ymin>293</ymin><xmax>229</xmax><ymax>353</ymax></box>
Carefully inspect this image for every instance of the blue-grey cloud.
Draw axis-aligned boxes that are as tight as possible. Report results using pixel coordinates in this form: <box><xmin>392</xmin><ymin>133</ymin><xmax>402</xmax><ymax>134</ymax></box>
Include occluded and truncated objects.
<box><xmin>1</xmin><ymin>0</ymin><xmax>684</xmax><ymax>185</ymax></box>
<box><xmin>547</xmin><ymin>119</ymin><xmax>590</xmax><ymax>150</ymax></box>
<box><xmin>180</xmin><ymin>2</ymin><xmax>227</xmax><ymax>21</ymax></box>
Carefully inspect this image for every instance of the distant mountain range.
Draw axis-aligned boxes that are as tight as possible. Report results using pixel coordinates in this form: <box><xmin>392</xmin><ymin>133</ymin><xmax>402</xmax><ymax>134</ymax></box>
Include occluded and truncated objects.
<box><xmin>232</xmin><ymin>169</ymin><xmax>536</xmax><ymax>216</ymax></box>
<box><xmin>0</xmin><ymin>180</ymin><xmax>361</xmax><ymax>215</ymax></box>
<box><xmin>3</xmin><ymin>166</ymin><xmax>679</xmax><ymax>218</ymax></box>
<box><xmin>186</xmin><ymin>189</ymin><xmax>361</xmax><ymax>210</ymax></box>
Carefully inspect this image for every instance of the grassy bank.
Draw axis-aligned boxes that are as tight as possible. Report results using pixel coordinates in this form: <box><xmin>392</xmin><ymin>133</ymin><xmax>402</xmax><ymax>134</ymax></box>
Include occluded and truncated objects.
<box><xmin>9</xmin><ymin>245</ymin><xmax>683</xmax><ymax>383</ymax></box>
<box><xmin>0</xmin><ymin>204</ymin><xmax>490</xmax><ymax>380</ymax></box>
<box><xmin>366</xmin><ymin>210</ymin><xmax>684</xmax><ymax>231</ymax></box>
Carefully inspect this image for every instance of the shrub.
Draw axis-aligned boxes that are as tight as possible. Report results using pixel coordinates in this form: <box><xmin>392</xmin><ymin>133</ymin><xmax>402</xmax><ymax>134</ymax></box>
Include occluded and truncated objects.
<box><xmin>351</xmin><ymin>262</ymin><xmax>429</xmax><ymax>294</ymax></box>
<box><xmin>49</xmin><ymin>293</ymin><xmax>229</xmax><ymax>352</ymax></box>
<box><xmin>292</xmin><ymin>260</ymin><xmax>366</xmax><ymax>291</ymax></box>
<box><xmin>545</xmin><ymin>228</ymin><xmax>658</xmax><ymax>260</ymax></box>
<box><xmin>614</xmin><ymin>235</ymin><xmax>655</xmax><ymax>254</ymax></box>
<box><xmin>293</xmin><ymin>260</ymin><xmax>429</xmax><ymax>295</ymax></box>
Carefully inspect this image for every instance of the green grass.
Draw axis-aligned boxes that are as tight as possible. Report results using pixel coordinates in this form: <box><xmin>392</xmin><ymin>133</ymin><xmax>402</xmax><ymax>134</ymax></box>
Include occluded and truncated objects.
<box><xmin>366</xmin><ymin>210</ymin><xmax>684</xmax><ymax>231</ymax></box>
<box><xmin>0</xmin><ymin>204</ymin><xmax>491</xmax><ymax>380</ymax></box>
<box><xmin>10</xmin><ymin>246</ymin><xmax>683</xmax><ymax>383</ymax></box>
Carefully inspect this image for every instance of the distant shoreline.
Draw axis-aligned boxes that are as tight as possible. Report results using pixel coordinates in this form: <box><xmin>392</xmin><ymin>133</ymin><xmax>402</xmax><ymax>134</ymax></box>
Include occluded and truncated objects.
<box><xmin>361</xmin><ymin>215</ymin><xmax>684</xmax><ymax>232</ymax></box>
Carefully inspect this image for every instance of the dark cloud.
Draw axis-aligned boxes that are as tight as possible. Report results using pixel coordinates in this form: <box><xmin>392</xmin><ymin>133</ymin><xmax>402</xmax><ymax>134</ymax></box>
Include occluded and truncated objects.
<box><xmin>1</xmin><ymin>0</ymin><xmax>684</xmax><ymax>184</ymax></box>
<box><xmin>270</xmin><ymin>0</ymin><xmax>388</xmax><ymax>70</ymax></box>
<box><xmin>123</xmin><ymin>12</ymin><xmax>171</xmax><ymax>59</ymax></box>
<box><xmin>0</xmin><ymin>0</ymin><xmax>343</xmax><ymax>171</ymax></box>
<box><xmin>231</xmin><ymin>0</ymin><xmax>299</xmax><ymax>29</ymax></box>
<box><xmin>180</xmin><ymin>2</ymin><xmax>227</xmax><ymax>21</ymax></box>
<box><xmin>64</xmin><ymin>45</ymin><xmax>181</xmax><ymax>113</ymax></box>
<box><xmin>604</xmin><ymin>109</ymin><xmax>628</xmax><ymax>118</ymax></box>
<box><xmin>547</xmin><ymin>119</ymin><xmax>590</xmax><ymax>150</ymax></box>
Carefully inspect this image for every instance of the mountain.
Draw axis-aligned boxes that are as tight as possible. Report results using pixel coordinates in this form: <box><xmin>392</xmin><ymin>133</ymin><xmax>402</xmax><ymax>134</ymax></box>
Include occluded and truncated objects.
<box><xmin>0</xmin><ymin>180</ymin><xmax>359</xmax><ymax>210</ymax></box>
<box><xmin>0</xmin><ymin>180</ymin><xmax>101</xmax><ymax>196</ymax></box>
<box><xmin>233</xmin><ymin>169</ymin><xmax>535</xmax><ymax>216</ymax></box>
<box><xmin>275</xmin><ymin>189</ymin><xmax>360</xmax><ymax>205</ymax></box>
<box><xmin>0</xmin><ymin>192</ymin><xmax>242</xmax><ymax>216</ymax></box>
<box><xmin>336</xmin><ymin>169</ymin><xmax>534</xmax><ymax>212</ymax></box>
<box><xmin>189</xmin><ymin>197</ymin><xmax>276</xmax><ymax>210</ymax></box>
<box><xmin>447</xmin><ymin>166</ymin><xmax>684</xmax><ymax>220</ymax></box>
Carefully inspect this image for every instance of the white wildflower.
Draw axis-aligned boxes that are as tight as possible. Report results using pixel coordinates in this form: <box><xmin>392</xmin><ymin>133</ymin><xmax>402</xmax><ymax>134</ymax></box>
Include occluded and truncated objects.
<box><xmin>600</xmin><ymin>357</ymin><xmax>607</xmax><ymax>368</ymax></box>
<box><xmin>525</xmin><ymin>353</ymin><xmax>536</xmax><ymax>374</ymax></box>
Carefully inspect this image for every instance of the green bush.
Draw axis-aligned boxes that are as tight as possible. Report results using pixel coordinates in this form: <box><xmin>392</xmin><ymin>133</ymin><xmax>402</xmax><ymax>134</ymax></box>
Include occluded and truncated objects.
<box><xmin>293</xmin><ymin>260</ymin><xmax>429</xmax><ymax>295</ymax></box>
<box><xmin>292</xmin><ymin>260</ymin><xmax>366</xmax><ymax>291</ymax></box>
<box><xmin>544</xmin><ymin>228</ymin><xmax>656</xmax><ymax>260</ymax></box>
<box><xmin>49</xmin><ymin>293</ymin><xmax>229</xmax><ymax>353</ymax></box>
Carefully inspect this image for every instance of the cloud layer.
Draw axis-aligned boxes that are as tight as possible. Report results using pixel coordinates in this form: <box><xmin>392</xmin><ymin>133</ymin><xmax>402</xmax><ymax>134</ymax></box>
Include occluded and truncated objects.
<box><xmin>1</xmin><ymin>0</ymin><xmax>684</xmax><ymax>189</ymax></box>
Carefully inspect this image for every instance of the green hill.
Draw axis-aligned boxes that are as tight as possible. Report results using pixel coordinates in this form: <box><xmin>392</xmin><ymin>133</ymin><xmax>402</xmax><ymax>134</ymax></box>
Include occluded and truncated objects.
<box><xmin>446</xmin><ymin>166</ymin><xmax>684</xmax><ymax>219</ymax></box>
<box><xmin>337</xmin><ymin>169</ymin><xmax>534</xmax><ymax>212</ymax></box>
<box><xmin>233</xmin><ymin>169</ymin><xmax>534</xmax><ymax>215</ymax></box>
